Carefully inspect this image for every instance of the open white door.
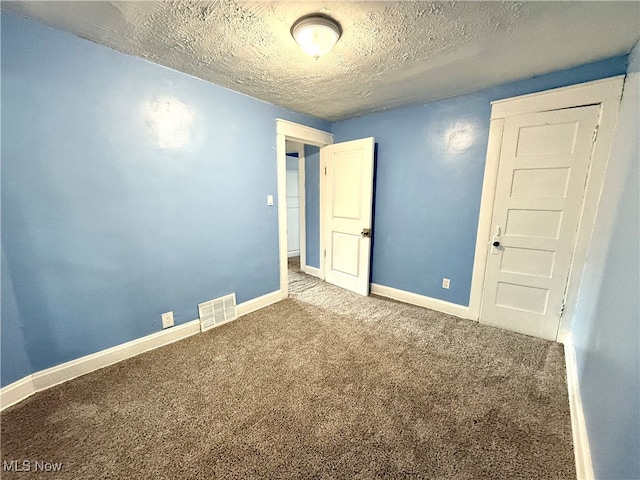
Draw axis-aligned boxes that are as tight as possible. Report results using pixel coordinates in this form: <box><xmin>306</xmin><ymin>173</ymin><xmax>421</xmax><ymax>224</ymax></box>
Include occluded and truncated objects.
<box><xmin>321</xmin><ymin>137</ymin><xmax>375</xmax><ymax>296</ymax></box>
<box><xmin>480</xmin><ymin>105</ymin><xmax>600</xmax><ymax>340</ymax></box>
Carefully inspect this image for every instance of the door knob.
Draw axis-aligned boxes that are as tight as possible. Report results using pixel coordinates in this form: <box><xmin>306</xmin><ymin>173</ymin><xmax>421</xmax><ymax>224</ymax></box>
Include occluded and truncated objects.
<box><xmin>491</xmin><ymin>226</ymin><xmax>502</xmax><ymax>254</ymax></box>
<box><xmin>361</xmin><ymin>228</ymin><xmax>372</xmax><ymax>238</ymax></box>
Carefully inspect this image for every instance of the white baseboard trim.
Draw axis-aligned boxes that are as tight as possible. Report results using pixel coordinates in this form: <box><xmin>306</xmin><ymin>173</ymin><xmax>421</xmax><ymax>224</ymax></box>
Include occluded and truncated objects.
<box><xmin>0</xmin><ymin>376</ymin><xmax>36</xmax><ymax>412</ymax></box>
<box><xmin>1</xmin><ymin>290</ymin><xmax>282</xmax><ymax>412</ymax></box>
<box><xmin>370</xmin><ymin>283</ymin><xmax>470</xmax><ymax>319</ymax></box>
<box><xmin>564</xmin><ymin>336</ymin><xmax>594</xmax><ymax>480</ymax></box>
<box><xmin>236</xmin><ymin>290</ymin><xmax>281</xmax><ymax>317</ymax></box>
<box><xmin>287</xmin><ymin>251</ymin><xmax>300</xmax><ymax>258</ymax></box>
<box><xmin>0</xmin><ymin>319</ymin><xmax>201</xmax><ymax>412</ymax></box>
<box><xmin>304</xmin><ymin>265</ymin><xmax>321</xmax><ymax>278</ymax></box>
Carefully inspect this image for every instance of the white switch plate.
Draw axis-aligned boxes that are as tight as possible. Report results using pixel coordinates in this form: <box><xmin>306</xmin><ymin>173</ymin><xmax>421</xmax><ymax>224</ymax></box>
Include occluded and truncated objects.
<box><xmin>442</xmin><ymin>278</ymin><xmax>450</xmax><ymax>289</ymax></box>
<box><xmin>267</xmin><ymin>194</ymin><xmax>274</xmax><ymax>206</ymax></box>
<box><xmin>161</xmin><ymin>311</ymin><xmax>174</xmax><ymax>329</ymax></box>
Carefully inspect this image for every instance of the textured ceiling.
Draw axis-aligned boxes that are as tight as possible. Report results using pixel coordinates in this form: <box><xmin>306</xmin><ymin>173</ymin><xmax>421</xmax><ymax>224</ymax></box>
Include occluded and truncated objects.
<box><xmin>3</xmin><ymin>1</ymin><xmax>639</xmax><ymax>122</ymax></box>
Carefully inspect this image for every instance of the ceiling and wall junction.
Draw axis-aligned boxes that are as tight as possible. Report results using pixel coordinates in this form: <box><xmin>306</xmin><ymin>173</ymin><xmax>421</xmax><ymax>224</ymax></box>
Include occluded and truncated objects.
<box><xmin>3</xmin><ymin>1</ymin><xmax>639</xmax><ymax>121</ymax></box>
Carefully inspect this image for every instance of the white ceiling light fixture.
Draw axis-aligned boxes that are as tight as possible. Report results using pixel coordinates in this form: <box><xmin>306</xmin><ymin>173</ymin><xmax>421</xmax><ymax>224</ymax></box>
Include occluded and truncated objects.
<box><xmin>291</xmin><ymin>14</ymin><xmax>342</xmax><ymax>59</ymax></box>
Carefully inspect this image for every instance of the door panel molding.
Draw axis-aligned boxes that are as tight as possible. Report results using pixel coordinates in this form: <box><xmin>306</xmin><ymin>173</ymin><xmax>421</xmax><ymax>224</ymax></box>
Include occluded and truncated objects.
<box><xmin>481</xmin><ymin>105</ymin><xmax>600</xmax><ymax>340</ymax></box>
<box><xmin>321</xmin><ymin>137</ymin><xmax>375</xmax><ymax>296</ymax></box>
<box><xmin>469</xmin><ymin>76</ymin><xmax>624</xmax><ymax>341</ymax></box>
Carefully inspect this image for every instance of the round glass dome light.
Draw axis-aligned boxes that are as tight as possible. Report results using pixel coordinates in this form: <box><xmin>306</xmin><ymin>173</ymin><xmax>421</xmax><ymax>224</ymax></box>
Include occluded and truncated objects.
<box><xmin>291</xmin><ymin>15</ymin><xmax>342</xmax><ymax>58</ymax></box>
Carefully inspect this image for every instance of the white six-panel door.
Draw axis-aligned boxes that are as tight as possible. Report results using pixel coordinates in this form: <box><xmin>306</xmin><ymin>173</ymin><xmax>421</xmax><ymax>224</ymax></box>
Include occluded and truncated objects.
<box><xmin>480</xmin><ymin>105</ymin><xmax>600</xmax><ymax>340</ymax></box>
<box><xmin>321</xmin><ymin>138</ymin><xmax>375</xmax><ymax>296</ymax></box>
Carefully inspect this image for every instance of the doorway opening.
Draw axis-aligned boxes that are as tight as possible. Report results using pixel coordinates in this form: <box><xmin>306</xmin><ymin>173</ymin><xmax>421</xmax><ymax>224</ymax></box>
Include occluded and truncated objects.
<box><xmin>285</xmin><ymin>140</ymin><xmax>313</xmax><ymax>292</ymax></box>
<box><xmin>276</xmin><ymin>119</ymin><xmax>333</xmax><ymax>300</ymax></box>
<box><xmin>276</xmin><ymin>120</ymin><xmax>376</xmax><ymax>300</ymax></box>
<box><xmin>285</xmin><ymin>140</ymin><xmax>303</xmax><ymax>266</ymax></box>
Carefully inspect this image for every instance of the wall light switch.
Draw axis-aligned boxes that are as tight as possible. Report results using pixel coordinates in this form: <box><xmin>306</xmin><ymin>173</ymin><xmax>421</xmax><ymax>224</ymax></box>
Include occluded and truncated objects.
<box><xmin>442</xmin><ymin>278</ymin><xmax>451</xmax><ymax>289</ymax></box>
<box><xmin>162</xmin><ymin>311</ymin><xmax>174</xmax><ymax>329</ymax></box>
<box><xmin>267</xmin><ymin>194</ymin><xmax>274</xmax><ymax>206</ymax></box>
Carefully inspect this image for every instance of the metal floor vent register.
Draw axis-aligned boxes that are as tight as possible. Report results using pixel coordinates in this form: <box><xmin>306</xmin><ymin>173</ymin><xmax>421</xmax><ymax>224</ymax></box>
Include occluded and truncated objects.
<box><xmin>198</xmin><ymin>293</ymin><xmax>237</xmax><ymax>332</ymax></box>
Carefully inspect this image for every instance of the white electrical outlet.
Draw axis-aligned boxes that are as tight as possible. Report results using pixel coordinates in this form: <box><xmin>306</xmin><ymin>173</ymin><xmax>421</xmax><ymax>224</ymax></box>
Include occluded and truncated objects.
<box><xmin>161</xmin><ymin>311</ymin><xmax>174</xmax><ymax>329</ymax></box>
<box><xmin>442</xmin><ymin>278</ymin><xmax>451</xmax><ymax>289</ymax></box>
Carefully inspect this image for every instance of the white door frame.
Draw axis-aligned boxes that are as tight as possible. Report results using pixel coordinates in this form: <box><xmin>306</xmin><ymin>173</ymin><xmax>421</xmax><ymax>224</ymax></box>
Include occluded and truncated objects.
<box><xmin>276</xmin><ymin>119</ymin><xmax>333</xmax><ymax>299</ymax></box>
<box><xmin>468</xmin><ymin>76</ymin><xmax>625</xmax><ymax>342</ymax></box>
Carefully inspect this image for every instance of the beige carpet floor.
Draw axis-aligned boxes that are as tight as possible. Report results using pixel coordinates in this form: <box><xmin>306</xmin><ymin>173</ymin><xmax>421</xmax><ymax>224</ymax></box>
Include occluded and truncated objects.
<box><xmin>1</xmin><ymin>259</ymin><xmax>575</xmax><ymax>479</ymax></box>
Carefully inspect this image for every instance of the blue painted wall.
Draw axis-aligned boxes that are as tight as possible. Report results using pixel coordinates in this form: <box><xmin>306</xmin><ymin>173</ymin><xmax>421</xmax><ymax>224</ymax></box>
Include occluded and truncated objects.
<box><xmin>1</xmin><ymin>12</ymin><xmax>329</xmax><ymax>386</ymax></box>
<box><xmin>304</xmin><ymin>145</ymin><xmax>321</xmax><ymax>269</ymax></box>
<box><xmin>2</xmin><ymin>30</ymin><xmax>637</xmax><ymax>480</ymax></box>
<box><xmin>572</xmin><ymin>40</ymin><xmax>639</xmax><ymax>480</ymax></box>
<box><xmin>331</xmin><ymin>56</ymin><xmax>628</xmax><ymax>306</ymax></box>
<box><xmin>1</xmin><ymin>246</ymin><xmax>33</xmax><ymax>386</ymax></box>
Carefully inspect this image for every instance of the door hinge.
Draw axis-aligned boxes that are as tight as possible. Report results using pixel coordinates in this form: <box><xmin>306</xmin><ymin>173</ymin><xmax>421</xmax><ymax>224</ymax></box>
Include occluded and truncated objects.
<box><xmin>559</xmin><ymin>301</ymin><xmax>565</xmax><ymax>318</ymax></box>
<box><xmin>324</xmin><ymin>249</ymin><xmax>326</xmax><ymax>258</ymax></box>
<box><xmin>592</xmin><ymin>124</ymin><xmax>599</xmax><ymax>142</ymax></box>
<box><xmin>324</xmin><ymin>166</ymin><xmax>327</xmax><ymax>175</ymax></box>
